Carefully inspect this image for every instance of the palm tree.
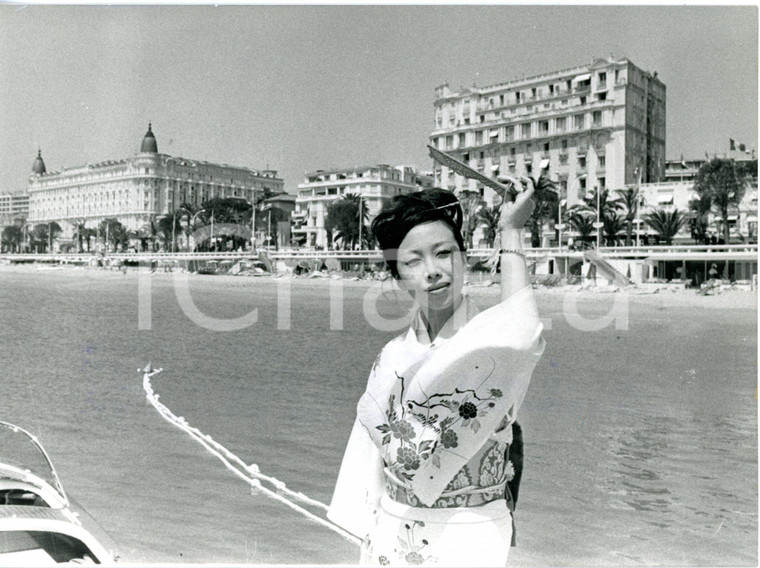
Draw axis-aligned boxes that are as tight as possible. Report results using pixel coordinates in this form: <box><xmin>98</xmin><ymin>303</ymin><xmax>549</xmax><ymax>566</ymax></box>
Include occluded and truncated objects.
<box><xmin>615</xmin><ymin>187</ymin><xmax>641</xmax><ymax>246</ymax></box>
<box><xmin>568</xmin><ymin>212</ymin><xmax>595</xmax><ymax>249</ymax></box>
<box><xmin>98</xmin><ymin>218</ymin><xmax>128</xmax><ymax>252</ymax></box>
<box><xmin>693</xmin><ymin>158</ymin><xmax>753</xmax><ymax>244</ymax></box>
<box><xmin>571</xmin><ymin>186</ymin><xmax>624</xmax><ymax>217</ymax></box>
<box><xmin>31</xmin><ymin>222</ymin><xmax>62</xmax><ymax>253</ymax></box>
<box><xmin>569</xmin><ymin>186</ymin><xmax>622</xmax><ymax>248</ymax></box>
<box><xmin>325</xmin><ymin>194</ymin><xmax>369</xmax><ymax>249</ymax></box>
<box><xmin>644</xmin><ymin>208</ymin><xmax>687</xmax><ymax>245</ymax></box>
<box><xmin>1</xmin><ymin>225</ymin><xmax>23</xmax><ymax>252</ymax></box>
<box><xmin>476</xmin><ymin>201</ymin><xmax>502</xmax><ymax>248</ymax></box>
<box><xmin>457</xmin><ymin>190</ymin><xmax>484</xmax><ymax>248</ymax></box>
<box><xmin>139</xmin><ymin>216</ymin><xmax>161</xmax><ymax>251</ymax></box>
<box><xmin>82</xmin><ymin>227</ymin><xmax>97</xmax><ymax>252</ymax></box>
<box><xmin>526</xmin><ymin>175</ymin><xmax>558</xmax><ymax>248</ymax></box>
<box><xmin>688</xmin><ymin>194</ymin><xmax>712</xmax><ymax>244</ymax></box>
<box><xmin>70</xmin><ymin>218</ymin><xmax>88</xmax><ymax>253</ymax></box>
<box><xmin>173</xmin><ymin>202</ymin><xmax>204</xmax><ymax>251</ymax></box>
<box><xmin>602</xmin><ymin>211</ymin><xmax>626</xmax><ymax>246</ymax></box>
<box><xmin>157</xmin><ymin>215</ymin><xmax>182</xmax><ymax>251</ymax></box>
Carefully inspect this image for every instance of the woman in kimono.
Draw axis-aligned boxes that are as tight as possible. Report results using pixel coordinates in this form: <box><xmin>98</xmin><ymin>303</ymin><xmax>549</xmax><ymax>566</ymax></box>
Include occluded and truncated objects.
<box><xmin>328</xmin><ymin>182</ymin><xmax>545</xmax><ymax>566</ymax></box>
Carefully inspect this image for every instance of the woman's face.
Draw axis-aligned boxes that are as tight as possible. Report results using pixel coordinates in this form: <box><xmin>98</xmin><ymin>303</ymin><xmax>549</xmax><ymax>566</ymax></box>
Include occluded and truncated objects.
<box><xmin>395</xmin><ymin>220</ymin><xmax>466</xmax><ymax>312</ymax></box>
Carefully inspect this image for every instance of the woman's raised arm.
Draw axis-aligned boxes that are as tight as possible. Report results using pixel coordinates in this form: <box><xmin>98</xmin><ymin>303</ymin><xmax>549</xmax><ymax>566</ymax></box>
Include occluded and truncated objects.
<box><xmin>498</xmin><ymin>177</ymin><xmax>536</xmax><ymax>302</ymax></box>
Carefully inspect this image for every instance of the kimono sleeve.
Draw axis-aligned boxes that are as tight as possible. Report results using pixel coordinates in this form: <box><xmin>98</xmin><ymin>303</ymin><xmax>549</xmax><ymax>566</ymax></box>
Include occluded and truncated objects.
<box><xmin>327</xmin><ymin>418</ymin><xmax>384</xmax><ymax>539</ymax></box>
<box><xmin>389</xmin><ymin>286</ymin><xmax>544</xmax><ymax>506</ymax></box>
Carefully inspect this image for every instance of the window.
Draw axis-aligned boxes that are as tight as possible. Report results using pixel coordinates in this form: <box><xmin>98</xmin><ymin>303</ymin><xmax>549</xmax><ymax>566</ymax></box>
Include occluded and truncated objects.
<box><xmin>549</xmin><ymin>84</ymin><xmax>555</xmax><ymax>94</ymax></box>
<box><xmin>543</xmin><ymin>142</ymin><xmax>550</xmax><ymax>153</ymax></box>
<box><xmin>459</xmin><ymin>133</ymin><xmax>466</xmax><ymax>147</ymax></box>
<box><xmin>561</xmin><ymin>139</ymin><xmax>568</xmax><ymax>150</ymax></box>
<box><xmin>505</xmin><ymin>126</ymin><xmax>514</xmax><ymax>140</ymax></box>
<box><xmin>598</xmin><ymin>177</ymin><xmax>606</xmax><ymax>189</ymax></box>
<box><xmin>574</xmin><ymin>115</ymin><xmax>584</xmax><ymax>130</ymax></box>
<box><xmin>598</xmin><ymin>91</ymin><xmax>607</xmax><ymax>101</ymax></box>
<box><xmin>580</xmin><ymin>96</ymin><xmax>587</xmax><ymax>105</ymax></box>
<box><xmin>556</xmin><ymin>117</ymin><xmax>566</xmax><ymax>132</ymax></box>
<box><xmin>579</xmin><ymin>178</ymin><xmax>587</xmax><ymax>191</ymax></box>
<box><xmin>592</xmin><ymin>110</ymin><xmax>602</xmax><ymax>126</ymax></box>
<box><xmin>510</xmin><ymin>147</ymin><xmax>516</xmax><ymax>156</ymax></box>
<box><xmin>446</xmin><ymin>135</ymin><xmax>453</xmax><ymax>150</ymax></box>
<box><xmin>598</xmin><ymin>71</ymin><xmax>606</xmax><ymax>87</ymax></box>
<box><xmin>531</xmin><ymin>87</ymin><xmax>537</xmax><ymax>98</ymax></box>
<box><xmin>500</xmin><ymin>94</ymin><xmax>504</xmax><ymax>106</ymax></box>
<box><xmin>521</xmin><ymin>123</ymin><xmax>531</xmax><ymax>139</ymax></box>
<box><xmin>475</xmin><ymin>131</ymin><xmax>482</xmax><ymax>145</ymax></box>
<box><xmin>579</xmin><ymin>156</ymin><xmax>586</xmax><ymax>168</ymax></box>
<box><xmin>598</xmin><ymin>156</ymin><xmax>606</xmax><ymax>168</ymax></box>
<box><xmin>539</xmin><ymin>121</ymin><xmax>549</xmax><ymax>134</ymax></box>
<box><xmin>515</xmin><ymin>91</ymin><xmax>521</xmax><ymax>103</ymax></box>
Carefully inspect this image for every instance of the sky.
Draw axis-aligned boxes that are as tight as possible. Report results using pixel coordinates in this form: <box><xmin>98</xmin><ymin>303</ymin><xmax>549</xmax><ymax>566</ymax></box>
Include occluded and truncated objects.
<box><xmin>0</xmin><ymin>5</ymin><xmax>757</xmax><ymax>194</ymax></box>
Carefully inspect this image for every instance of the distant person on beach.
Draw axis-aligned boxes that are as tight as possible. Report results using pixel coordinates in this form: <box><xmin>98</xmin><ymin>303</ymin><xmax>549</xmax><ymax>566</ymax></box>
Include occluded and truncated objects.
<box><xmin>709</xmin><ymin>263</ymin><xmax>720</xmax><ymax>280</ymax></box>
<box><xmin>328</xmin><ymin>186</ymin><xmax>545</xmax><ymax>566</ymax></box>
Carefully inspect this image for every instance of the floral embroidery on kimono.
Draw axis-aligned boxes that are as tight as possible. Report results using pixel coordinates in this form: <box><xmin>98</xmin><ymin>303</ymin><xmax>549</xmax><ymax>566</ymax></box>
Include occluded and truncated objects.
<box><xmin>328</xmin><ymin>286</ymin><xmax>545</xmax><ymax>566</ymax></box>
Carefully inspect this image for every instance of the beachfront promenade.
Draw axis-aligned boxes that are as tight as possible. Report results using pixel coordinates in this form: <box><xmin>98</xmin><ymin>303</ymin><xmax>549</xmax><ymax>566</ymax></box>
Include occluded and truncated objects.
<box><xmin>1</xmin><ymin>244</ymin><xmax>758</xmax><ymax>263</ymax></box>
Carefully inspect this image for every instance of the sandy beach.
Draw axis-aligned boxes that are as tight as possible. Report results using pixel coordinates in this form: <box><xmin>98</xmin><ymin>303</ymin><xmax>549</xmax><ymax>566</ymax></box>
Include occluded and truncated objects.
<box><xmin>3</xmin><ymin>260</ymin><xmax>756</xmax><ymax>311</ymax></box>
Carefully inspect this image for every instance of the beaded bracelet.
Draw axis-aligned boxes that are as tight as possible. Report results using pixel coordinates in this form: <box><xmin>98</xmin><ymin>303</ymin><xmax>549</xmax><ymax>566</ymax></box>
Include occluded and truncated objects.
<box><xmin>500</xmin><ymin>248</ymin><xmax>526</xmax><ymax>259</ymax></box>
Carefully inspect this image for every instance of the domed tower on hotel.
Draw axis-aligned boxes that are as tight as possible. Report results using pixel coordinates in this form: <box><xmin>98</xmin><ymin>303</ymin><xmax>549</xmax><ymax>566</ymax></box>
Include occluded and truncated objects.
<box><xmin>140</xmin><ymin>123</ymin><xmax>158</xmax><ymax>154</ymax></box>
<box><xmin>26</xmin><ymin>123</ymin><xmax>284</xmax><ymax>245</ymax></box>
<box><xmin>32</xmin><ymin>149</ymin><xmax>47</xmax><ymax>175</ymax></box>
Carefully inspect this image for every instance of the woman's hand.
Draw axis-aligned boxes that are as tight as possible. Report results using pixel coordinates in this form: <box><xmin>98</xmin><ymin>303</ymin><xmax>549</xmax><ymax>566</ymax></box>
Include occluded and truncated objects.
<box><xmin>498</xmin><ymin>176</ymin><xmax>536</xmax><ymax>235</ymax></box>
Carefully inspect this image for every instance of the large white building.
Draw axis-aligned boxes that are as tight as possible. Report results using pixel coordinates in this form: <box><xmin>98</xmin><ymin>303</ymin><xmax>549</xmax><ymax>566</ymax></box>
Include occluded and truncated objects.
<box><xmin>429</xmin><ymin>56</ymin><xmax>666</xmax><ymax>208</ymax></box>
<box><xmin>637</xmin><ymin>155</ymin><xmax>758</xmax><ymax>244</ymax></box>
<box><xmin>293</xmin><ymin>164</ymin><xmax>433</xmax><ymax>248</ymax></box>
<box><xmin>27</xmin><ymin>125</ymin><xmax>283</xmax><ymax>242</ymax></box>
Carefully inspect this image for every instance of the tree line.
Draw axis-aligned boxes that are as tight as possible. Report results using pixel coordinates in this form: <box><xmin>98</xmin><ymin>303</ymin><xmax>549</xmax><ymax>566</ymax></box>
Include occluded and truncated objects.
<box><xmin>321</xmin><ymin>157</ymin><xmax>757</xmax><ymax>250</ymax></box>
<box><xmin>1</xmin><ymin>195</ymin><xmax>290</xmax><ymax>253</ymax></box>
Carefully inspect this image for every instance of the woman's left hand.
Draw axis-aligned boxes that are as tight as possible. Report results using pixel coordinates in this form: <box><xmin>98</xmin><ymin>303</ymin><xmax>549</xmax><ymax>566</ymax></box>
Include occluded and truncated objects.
<box><xmin>499</xmin><ymin>177</ymin><xmax>536</xmax><ymax>233</ymax></box>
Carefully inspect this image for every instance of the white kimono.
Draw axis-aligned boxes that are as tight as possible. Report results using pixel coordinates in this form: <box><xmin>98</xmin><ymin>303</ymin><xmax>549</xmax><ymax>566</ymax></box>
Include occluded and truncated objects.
<box><xmin>328</xmin><ymin>286</ymin><xmax>545</xmax><ymax>566</ymax></box>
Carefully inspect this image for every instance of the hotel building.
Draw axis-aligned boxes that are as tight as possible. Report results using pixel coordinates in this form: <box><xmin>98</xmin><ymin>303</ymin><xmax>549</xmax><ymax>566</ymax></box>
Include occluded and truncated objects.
<box><xmin>637</xmin><ymin>155</ymin><xmax>758</xmax><ymax>244</ymax></box>
<box><xmin>27</xmin><ymin>125</ymin><xmax>284</xmax><ymax>242</ymax></box>
<box><xmin>293</xmin><ymin>164</ymin><xmax>433</xmax><ymax>248</ymax></box>
<box><xmin>429</xmin><ymin>56</ymin><xmax>666</xmax><ymax>208</ymax></box>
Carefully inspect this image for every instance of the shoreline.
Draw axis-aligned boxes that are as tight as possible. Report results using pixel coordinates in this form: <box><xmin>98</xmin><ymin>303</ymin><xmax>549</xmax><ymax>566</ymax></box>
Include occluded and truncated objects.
<box><xmin>2</xmin><ymin>260</ymin><xmax>756</xmax><ymax>310</ymax></box>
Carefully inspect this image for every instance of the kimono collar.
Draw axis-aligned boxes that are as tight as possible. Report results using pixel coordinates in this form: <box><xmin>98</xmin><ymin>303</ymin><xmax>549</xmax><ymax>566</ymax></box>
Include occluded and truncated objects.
<box><xmin>408</xmin><ymin>291</ymin><xmax>479</xmax><ymax>347</ymax></box>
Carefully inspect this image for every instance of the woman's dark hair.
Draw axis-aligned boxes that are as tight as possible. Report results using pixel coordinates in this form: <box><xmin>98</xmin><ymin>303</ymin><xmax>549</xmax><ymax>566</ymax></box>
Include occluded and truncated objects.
<box><xmin>371</xmin><ymin>188</ymin><xmax>465</xmax><ymax>279</ymax></box>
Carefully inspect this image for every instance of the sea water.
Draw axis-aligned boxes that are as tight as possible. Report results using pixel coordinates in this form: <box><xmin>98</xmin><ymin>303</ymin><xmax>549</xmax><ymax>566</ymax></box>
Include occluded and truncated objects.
<box><xmin>0</xmin><ymin>268</ymin><xmax>756</xmax><ymax>565</ymax></box>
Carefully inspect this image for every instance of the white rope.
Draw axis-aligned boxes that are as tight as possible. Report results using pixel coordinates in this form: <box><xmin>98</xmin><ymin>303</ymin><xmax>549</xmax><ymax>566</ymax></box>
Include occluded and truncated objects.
<box><xmin>141</xmin><ymin>367</ymin><xmax>361</xmax><ymax>546</ymax></box>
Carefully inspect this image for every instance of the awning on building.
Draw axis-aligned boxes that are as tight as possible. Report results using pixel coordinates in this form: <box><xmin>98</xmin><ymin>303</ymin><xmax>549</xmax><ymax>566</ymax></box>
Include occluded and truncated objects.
<box><xmin>727</xmin><ymin>214</ymin><xmax>739</xmax><ymax>221</ymax></box>
<box><xmin>490</xmin><ymin>129</ymin><xmax>500</xmax><ymax>138</ymax></box>
<box><xmin>572</xmin><ymin>73</ymin><xmax>591</xmax><ymax>82</ymax></box>
<box><xmin>657</xmin><ymin>194</ymin><xmax>674</xmax><ymax>204</ymax></box>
